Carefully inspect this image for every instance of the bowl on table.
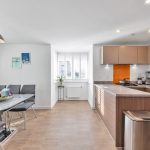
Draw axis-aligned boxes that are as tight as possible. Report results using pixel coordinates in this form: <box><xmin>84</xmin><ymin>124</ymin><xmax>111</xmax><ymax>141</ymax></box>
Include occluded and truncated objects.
<box><xmin>0</xmin><ymin>96</ymin><xmax>13</xmax><ymax>102</ymax></box>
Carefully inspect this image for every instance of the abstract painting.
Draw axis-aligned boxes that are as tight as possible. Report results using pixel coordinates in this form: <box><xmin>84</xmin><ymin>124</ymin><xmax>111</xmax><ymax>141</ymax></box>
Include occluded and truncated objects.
<box><xmin>12</xmin><ymin>57</ymin><xmax>22</xmax><ymax>69</ymax></box>
<box><xmin>21</xmin><ymin>53</ymin><xmax>31</xmax><ymax>64</ymax></box>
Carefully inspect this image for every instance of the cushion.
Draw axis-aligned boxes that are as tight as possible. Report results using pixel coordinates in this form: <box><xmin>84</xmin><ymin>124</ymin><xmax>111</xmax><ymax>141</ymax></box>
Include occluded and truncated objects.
<box><xmin>0</xmin><ymin>85</ymin><xmax>6</xmax><ymax>91</ymax></box>
<box><xmin>21</xmin><ymin>85</ymin><xmax>35</xmax><ymax>94</ymax></box>
<box><xmin>7</xmin><ymin>85</ymin><xmax>21</xmax><ymax>94</ymax></box>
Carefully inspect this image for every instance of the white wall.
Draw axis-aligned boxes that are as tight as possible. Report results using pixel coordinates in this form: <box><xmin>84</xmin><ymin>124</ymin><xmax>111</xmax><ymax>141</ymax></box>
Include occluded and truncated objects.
<box><xmin>88</xmin><ymin>48</ymin><xmax>94</xmax><ymax>108</ymax></box>
<box><xmin>51</xmin><ymin>48</ymin><xmax>58</xmax><ymax>108</ymax></box>
<box><xmin>93</xmin><ymin>45</ymin><xmax>113</xmax><ymax>81</ymax></box>
<box><xmin>93</xmin><ymin>44</ymin><xmax>149</xmax><ymax>81</ymax></box>
<box><xmin>0</xmin><ymin>44</ymin><xmax>51</xmax><ymax>109</ymax></box>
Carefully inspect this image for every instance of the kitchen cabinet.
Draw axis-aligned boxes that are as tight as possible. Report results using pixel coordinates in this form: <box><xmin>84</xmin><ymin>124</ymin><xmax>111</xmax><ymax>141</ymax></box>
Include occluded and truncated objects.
<box><xmin>148</xmin><ymin>46</ymin><xmax>150</xmax><ymax>64</ymax></box>
<box><xmin>101</xmin><ymin>45</ymin><xmax>150</xmax><ymax>64</ymax></box>
<box><xmin>95</xmin><ymin>86</ymin><xmax>101</xmax><ymax>107</ymax></box>
<box><xmin>119</xmin><ymin>46</ymin><xmax>138</xmax><ymax>64</ymax></box>
<box><xmin>95</xmin><ymin>86</ymin><xmax>116</xmax><ymax>141</ymax></box>
<box><xmin>95</xmin><ymin>84</ymin><xmax>150</xmax><ymax>147</ymax></box>
<box><xmin>137</xmin><ymin>46</ymin><xmax>148</xmax><ymax>64</ymax></box>
<box><xmin>101</xmin><ymin>46</ymin><xmax>119</xmax><ymax>64</ymax></box>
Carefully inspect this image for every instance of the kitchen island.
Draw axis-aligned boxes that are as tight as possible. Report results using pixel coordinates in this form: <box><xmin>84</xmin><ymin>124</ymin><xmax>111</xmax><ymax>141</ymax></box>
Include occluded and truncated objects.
<box><xmin>95</xmin><ymin>84</ymin><xmax>150</xmax><ymax>148</ymax></box>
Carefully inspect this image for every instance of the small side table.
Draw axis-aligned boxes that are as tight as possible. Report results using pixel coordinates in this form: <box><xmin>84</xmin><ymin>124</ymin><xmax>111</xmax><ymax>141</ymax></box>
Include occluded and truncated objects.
<box><xmin>58</xmin><ymin>85</ymin><xmax>64</xmax><ymax>101</ymax></box>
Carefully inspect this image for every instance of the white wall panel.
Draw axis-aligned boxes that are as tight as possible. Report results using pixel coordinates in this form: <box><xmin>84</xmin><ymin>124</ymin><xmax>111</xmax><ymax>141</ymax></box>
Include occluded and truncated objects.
<box><xmin>0</xmin><ymin>44</ymin><xmax>51</xmax><ymax>109</ymax></box>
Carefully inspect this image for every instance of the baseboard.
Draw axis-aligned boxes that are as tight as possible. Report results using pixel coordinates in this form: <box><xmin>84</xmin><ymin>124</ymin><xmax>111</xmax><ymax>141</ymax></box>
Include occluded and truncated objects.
<box><xmin>92</xmin><ymin>107</ymin><xmax>96</xmax><ymax>110</ymax></box>
<box><xmin>63</xmin><ymin>99</ymin><xmax>88</xmax><ymax>101</ymax></box>
<box><xmin>32</xmin><ymin>106</ymin><xmax>51</xmax><ymax>110</ymax></box>
<box><xmin>51</xmin><ymin>100</ymin><xmax>58</xmax><ymax>108</ymax></box>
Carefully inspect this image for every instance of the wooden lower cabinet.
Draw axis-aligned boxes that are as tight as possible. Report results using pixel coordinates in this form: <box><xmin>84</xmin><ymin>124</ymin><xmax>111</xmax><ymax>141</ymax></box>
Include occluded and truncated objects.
<box><xmin>95</xmin><ymin>86</ymin><xmax>150</xmax><ymax>148</ymax></box>
<box><xmin>95</xmin><ymin>87</ymin><xmax>116</xmax><ymax>142</ymax></box>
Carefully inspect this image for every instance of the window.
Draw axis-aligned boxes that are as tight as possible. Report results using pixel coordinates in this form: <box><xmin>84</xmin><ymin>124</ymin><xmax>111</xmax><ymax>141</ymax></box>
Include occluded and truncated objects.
<box><xmin>57</xmin><ymin>53</ymin><xmax>88</xmax><ymax>80</ymax></box>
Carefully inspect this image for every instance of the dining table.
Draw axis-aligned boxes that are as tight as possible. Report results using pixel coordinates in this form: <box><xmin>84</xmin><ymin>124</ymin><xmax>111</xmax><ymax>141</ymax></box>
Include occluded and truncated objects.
<box><xmin>0</xmin><ymin>94</ymin><xmax>34</xmax><ymax>121</ymax></box>
<box><xmin>0</xmin><ymin>94</ymin><xmax>34</xmax><ymax>149</ymax></box>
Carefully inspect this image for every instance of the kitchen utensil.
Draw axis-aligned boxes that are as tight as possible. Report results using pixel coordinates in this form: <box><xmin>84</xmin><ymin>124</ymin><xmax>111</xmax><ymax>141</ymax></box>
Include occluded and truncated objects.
<box><xmin>137</xmin><ymin>77</ymin><xmax>143</xmax><ymax>85</ymax></box>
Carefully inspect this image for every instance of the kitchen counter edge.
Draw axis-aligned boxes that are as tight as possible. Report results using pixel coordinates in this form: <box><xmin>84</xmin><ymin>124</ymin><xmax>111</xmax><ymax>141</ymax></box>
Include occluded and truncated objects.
<box><xmin>94</xmin><ymin>84</ymin><xmax>150</xmax><ymax>97</ymax></box>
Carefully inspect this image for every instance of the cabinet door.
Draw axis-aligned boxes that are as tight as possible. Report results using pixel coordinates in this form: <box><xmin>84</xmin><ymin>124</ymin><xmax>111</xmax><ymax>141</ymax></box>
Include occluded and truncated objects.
<box><xmin>95</xmin><ymin>87</ymin><xmax>98</xmax><ymax>107</ymax></box>
<box><xmin>101</xmin><ymin>46</ymin><xmax>119</xmax><ymax>64</ymax></box>
<box><xmin>119</xmin><ymin>46</ymin><xmax>138</xmax><ymax>64</ymax></box>
<box><xmin>137</xmin><ymin>46</ymin><xmax>148</xmax><ymax>64</ymax></box>
<box><xmin>147</xmin><ymin>47</ymin><xmax>150</xmax><ymax>64</ymax></box>
<box><xmin>95</xmin><ymin>86</ymin><xmax>101</xmax><ymax>113</ymax></box>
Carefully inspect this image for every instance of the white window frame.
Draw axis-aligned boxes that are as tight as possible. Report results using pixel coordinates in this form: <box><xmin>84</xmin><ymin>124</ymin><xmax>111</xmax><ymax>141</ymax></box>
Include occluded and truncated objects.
<box><xmin>57</xmin><ymin>52</ymin><xmax>88</xmax><ymax>81</ymax></box>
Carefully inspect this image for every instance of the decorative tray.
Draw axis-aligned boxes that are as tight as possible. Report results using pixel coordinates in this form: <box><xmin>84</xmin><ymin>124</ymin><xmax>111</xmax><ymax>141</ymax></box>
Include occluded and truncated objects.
<box><xmin>0</xmin><ymin>96</ymin><xmax>13</xmax><ymax>101</ymax></box>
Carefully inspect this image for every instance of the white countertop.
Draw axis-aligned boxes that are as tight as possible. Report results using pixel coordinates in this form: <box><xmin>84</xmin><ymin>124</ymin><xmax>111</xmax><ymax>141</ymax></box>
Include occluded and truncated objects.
<box><xmin>95</xmin><ymin>84</ymin><xmax>150</xmax><ymax>97</ymax></box>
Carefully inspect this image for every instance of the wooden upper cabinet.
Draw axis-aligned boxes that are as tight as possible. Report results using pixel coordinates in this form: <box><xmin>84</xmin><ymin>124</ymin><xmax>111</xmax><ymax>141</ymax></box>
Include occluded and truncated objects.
<box><xmin>148</xmin><ymin>47</ymin><xmax>150</xmax><ymax>64</ymax></box>
<box><xmin>119</xmin><ymin>46</ymin><xmax>138</xmax><ymax>64</ymax></box>
<box><xmin>137</xmin><ymin>46</ymin><xmax>148</xmax><ymax>64</ymax></box>
<box><xmin>101</xmin><ymin>46</ymin><xmax>119</xmax><ymax>64</ymax></box>
<box><xmin>101</xmin><ymin>45</ymin><xmax>149</xmax><ymax>64</ymax></box>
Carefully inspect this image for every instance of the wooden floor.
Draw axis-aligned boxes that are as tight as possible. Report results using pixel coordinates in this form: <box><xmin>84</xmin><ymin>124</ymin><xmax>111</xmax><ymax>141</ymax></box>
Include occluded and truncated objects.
<box><xmin>5</xmin><ymin>101</ymin><xmax>117</xmax><ymax>150</ymax></box>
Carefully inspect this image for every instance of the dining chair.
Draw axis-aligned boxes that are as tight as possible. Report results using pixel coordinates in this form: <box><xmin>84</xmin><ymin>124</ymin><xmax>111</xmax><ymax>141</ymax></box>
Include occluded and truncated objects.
<box><xmin>0</xmin><ymin>85</ymin><xmax>6</xmax><ymax>91</ymax></box>
<box><xmin>9</xmin><ymin>85</ymin><xmax>36</xmax><ymax>129</ymax></box>
<box><xmin>7</xmin><ymin>85</ymin><xmax>21</xmax><ymax>94</ymax></box>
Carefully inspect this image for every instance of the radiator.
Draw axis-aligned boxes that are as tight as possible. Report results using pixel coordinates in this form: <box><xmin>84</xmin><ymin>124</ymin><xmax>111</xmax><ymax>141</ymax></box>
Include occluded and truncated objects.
<box><xmin>66</xmin><ymin>86</ymin><xmax>82</xmax><ymax>99</ymax></box>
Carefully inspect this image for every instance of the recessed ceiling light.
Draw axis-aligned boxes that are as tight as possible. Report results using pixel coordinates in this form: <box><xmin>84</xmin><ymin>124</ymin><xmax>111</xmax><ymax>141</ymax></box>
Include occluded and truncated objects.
<box><xmin>116</xmin><ymin>29</ymin><xmax>121</xmax><ymax>33</ymax></box>
<box><xmin>148</xmin><ymin>29</ymin><xmax>150</xmax><ymax>33</ymax></box>
<box><xmin>145</xmin><ymin>0</ymin><xmax>150</xmax><ymax>4</ymax></box>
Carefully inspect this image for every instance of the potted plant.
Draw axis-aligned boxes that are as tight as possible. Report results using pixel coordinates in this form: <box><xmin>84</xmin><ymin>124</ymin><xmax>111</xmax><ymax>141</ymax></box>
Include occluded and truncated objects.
<box><xmin>57</xmin><ymin>76</ymin><xmax>65</xmax><ymax>86</ymax></box>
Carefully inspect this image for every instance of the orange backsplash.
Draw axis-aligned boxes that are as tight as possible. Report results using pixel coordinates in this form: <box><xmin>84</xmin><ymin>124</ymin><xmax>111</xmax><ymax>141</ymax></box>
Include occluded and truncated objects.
<box><xmin>113</xmin><ymin>65</ymin><xmax>130</xmax><ymax>84</ymax></box>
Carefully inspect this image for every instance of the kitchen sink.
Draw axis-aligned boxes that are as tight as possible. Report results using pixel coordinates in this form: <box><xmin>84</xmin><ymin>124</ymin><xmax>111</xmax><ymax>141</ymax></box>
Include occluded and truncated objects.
<box><xmin>128</xmin><ymin>87</ymin><xmax>150</xmax><ymax>93</ymax></box>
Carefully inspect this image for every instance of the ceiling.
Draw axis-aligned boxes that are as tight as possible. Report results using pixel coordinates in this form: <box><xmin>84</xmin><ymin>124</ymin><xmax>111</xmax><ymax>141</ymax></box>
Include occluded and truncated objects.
<box><xmin>102</xmin><ymin>30</ymin><xmax>150</xmax><ymax>45</ymax></box>
<box><xmin>0</xmin><ymin>0</ymin><xmax>150</xmax><ymax>51</ymax></box>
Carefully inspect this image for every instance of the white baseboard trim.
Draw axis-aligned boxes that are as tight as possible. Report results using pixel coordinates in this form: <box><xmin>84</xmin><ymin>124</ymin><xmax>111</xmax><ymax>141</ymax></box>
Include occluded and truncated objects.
<box><xmin>32</xmin><ymin>106</ymin><xmax>51</xmax><ymax>110</ymax></box>
<box><xmin>51</xmin><ymin>100</ymin><xmax>58</xmax><ymax>108</ymax></box>
<box><xmin>92</xmin><ymin>107</ymin><xmax>96</xmax><ymax>110</ymax></box>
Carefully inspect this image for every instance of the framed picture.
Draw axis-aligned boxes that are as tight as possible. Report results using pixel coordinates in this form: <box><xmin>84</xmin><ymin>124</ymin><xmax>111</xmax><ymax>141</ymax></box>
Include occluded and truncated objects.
<box><xmin>21</xmin><ymin>53</ymin><xmax>31</xmax><ymax>64</ymax></box>
<box><xmin>12</xmin><ymin>57</ymin><xmax>22</xmax><ymax>69</ymax></box>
